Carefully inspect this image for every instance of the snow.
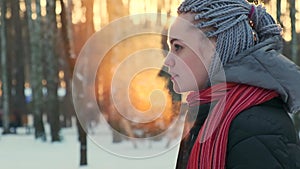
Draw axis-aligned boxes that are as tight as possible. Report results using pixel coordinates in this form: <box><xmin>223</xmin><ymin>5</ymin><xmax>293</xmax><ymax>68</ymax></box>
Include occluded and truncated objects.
<box><xmin>0</xmin><ymin>119</ymin><xmax>180</xmax><ymax>169</ymax></box>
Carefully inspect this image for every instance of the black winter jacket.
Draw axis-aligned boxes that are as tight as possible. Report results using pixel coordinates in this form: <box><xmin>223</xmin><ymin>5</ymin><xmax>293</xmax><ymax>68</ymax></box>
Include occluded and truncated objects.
<box><xmin>176</xmin><ymin>98</ymin><xmax>300</xmax><ymax>169</ymax></box>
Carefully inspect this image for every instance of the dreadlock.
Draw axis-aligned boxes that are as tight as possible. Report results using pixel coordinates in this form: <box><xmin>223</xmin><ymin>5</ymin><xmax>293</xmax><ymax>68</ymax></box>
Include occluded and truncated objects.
<box><xmin>178</xmin><ymin>0</ymin><xmax>282</xmax><ymax>75</ymax></box>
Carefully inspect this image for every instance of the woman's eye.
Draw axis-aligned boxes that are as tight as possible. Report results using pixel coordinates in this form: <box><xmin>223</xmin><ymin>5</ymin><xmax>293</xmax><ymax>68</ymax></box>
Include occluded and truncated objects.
<box><xmin>174</xmin><ymin>44</ymin><xmax>182</xmax><ymax>52</ymax></box>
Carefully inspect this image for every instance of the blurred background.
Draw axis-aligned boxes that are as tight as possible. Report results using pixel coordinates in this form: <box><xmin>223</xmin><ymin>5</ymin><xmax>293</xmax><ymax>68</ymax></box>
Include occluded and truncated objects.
<box><xmin>0</xmin><ymin>0</ymin><xmax>299</xmax><ymax>169</ymax></box>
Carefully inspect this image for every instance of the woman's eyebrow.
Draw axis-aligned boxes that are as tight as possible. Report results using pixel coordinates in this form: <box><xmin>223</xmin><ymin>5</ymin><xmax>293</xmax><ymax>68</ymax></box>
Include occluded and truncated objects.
<box><xmin>170</xmin><ymin>38</ymin><xmax>179</xmax><ymax>45</ymax></box>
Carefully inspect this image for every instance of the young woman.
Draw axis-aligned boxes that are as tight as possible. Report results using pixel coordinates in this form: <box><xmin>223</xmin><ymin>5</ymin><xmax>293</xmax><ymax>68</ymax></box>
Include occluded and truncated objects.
<box><xmin>164</xmin><ymin>0</ymin><xmax>300</xmax><ymax>169</ymax></box>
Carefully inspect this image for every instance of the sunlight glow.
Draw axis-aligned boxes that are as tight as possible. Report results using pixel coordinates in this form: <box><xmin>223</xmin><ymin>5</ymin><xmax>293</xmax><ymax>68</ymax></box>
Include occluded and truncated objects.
<box><xmin>31</xmin><ymin>13</ymin><xmax>37</xmax><ymax>20</ymax></box>
<box><xmin>92</xmin><ymin>0</ymin><xmax>182</xmax><ymax>30</ymax></box>
<box><xmin>72</xmin><ymin>0</ymin><xmax>84</xmax><ymax>24</ymax></box>
<box><xmin>281</xmin><ymin>0</ymin><xmax>287</xmax><ymax>14</ymax></box>
<box><xmin>296</xmin><ymin>0</ymin><xmax>300</xmax><ymax>33</ymax></box>
<box><xmin>60</xmin><ymin>81</ymin><xmax>66</xmax><ymax>88</ymax></box>
<box><xmin>63</xmin><ymin>0</ymin><xmax>68</xmax><ymax>7</ymax></box>
<box><xmin>93</xmin><ymin>0</ymin><xmax>109</xmax><ymax>30</ymax></box>
<box><xmin>59</xmin><ymin>71</ymin><xmax>65</xmax><ymax>79</ymax></box>
<box><xmin>265</xmin><ymin>0</ymin><xmax>300</xmax><ymax>41</ymax></box>
<box><xmin>93</xmin><ymin>0</ymin><xmax>101</xmax><ymax>31</ymax></box>
<box><xmin>42</xmin><ymin>80</ymin><xmax>47</xmax><ymax>86</ymax></box>
<box><xmin>5</xmin><ymin>7</ymin><xmax>11</xmax><ymax>19</ymax></box>
<box><xmin>40</xmin><ymin>0</ymin><xmax>46</xmax><ymax>7</ymax></box>
<box><xmin>56</xmin><ymin>0</ymin><xmax>62</xmax><ymax>15</ymax></box>
<box><xmin>20</xmin><ymin>0</ymin><xmax>26</xmax><ymax>12</ymax></box>
<box><xmin>280</xmin><ymin>1</ymin><xmax>291</xmax><ymax>41</ymax></box>
<box><xmin>25</xmin><ymin>82</ymin><xmax>30</xmax><ymax>88</ymax></box>
<box><xmin>129</xmin><ymin>69</ymin><xmax>169</xmax><ymax>112</ymax></box>
<box><xmin>41</xmin><ymin>0</ymin><xmax>47</xmax><ymax>16</ymax></box>
<box><xmin>31</xmin><ymin>1</ymin><xmax>37</xmax><ymax>20</ymax></box>
<box><xmin>57</xmin><ymin>15</ymin><xmax>62</xmax><ymax>28</ymax></box>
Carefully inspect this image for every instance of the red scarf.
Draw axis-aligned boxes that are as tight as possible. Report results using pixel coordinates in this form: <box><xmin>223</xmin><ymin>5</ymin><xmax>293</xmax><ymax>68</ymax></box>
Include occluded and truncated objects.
<box><xmin>186</xmin><ymin>82</ymin><xmax>278</xmax><ymax>169</ymax></box>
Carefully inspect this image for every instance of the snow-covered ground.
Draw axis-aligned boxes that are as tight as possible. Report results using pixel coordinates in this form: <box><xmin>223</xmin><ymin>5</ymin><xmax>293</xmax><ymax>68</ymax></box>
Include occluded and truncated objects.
<box><xmin>0</xmin><ymin>119</ymin><xmax>180</xmax><ymax>169</ymax></box>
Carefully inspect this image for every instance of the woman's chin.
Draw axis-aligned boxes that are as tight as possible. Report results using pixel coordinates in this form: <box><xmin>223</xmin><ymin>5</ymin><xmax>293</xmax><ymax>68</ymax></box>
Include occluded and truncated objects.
<box><xmin>173</xmin><ymin>83</ymin><xmax>182</xmax><ymax>94</ymax></box>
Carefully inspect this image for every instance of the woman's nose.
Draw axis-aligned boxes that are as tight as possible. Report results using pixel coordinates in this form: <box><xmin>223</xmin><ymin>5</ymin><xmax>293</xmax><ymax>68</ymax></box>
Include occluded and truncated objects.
<box><xmin>164</xmin><ymin>52</ymin><xmax>175</xmax><ymax>67</ymax></box>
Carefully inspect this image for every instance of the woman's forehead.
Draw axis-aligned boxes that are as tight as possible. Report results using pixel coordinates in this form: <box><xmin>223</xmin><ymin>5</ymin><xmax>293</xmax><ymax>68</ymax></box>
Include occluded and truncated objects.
<box><xmin>168</xmin><ymin>13</ymin><xmax>205</xmax><ymax>43</ymax></box>
<box><xmin>169</xmin><ymin>14</ymin><xmax>195</xmax><ymax>32</ymax></box>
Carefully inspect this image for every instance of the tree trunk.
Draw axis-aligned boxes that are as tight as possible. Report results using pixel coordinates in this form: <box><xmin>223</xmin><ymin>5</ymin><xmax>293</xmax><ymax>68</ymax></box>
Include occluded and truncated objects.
<box><xmin>75</xmin><ymin>0</ymin><xmax>95</xmax><ymax>165</ymax></box>
<box><xmin>82</xmin><ymin>0</ymin><xmax>95</xmax><ymax>38</ymax></box>
<box><xmin>45</xmin><ymin>0</ymin><xmax>61</xmax><ymax>142</ymax></box>
<box><xmin>59</xmin><ymin>0</ymin><xmax>75</xmax><ymax>128</ymax></box>
<box><xmin>22</xmin><ymin>0</ymin><xmax>32</xmax><ymax>132</ymax></box>
<box><xmin>157</xmin><ymin>0</ymin><xmax>162</xmax><ymax>26</ymax></box>
<box><xmin>276</xmin><ymin>0</ymin><xmax>283</xmax><ymax>27</ymax></box>
<box><xmin>26</xmin><ymin>0</ymin><xmax>46</xmax><ymax>141</ymax></box>
<box><xmin>12</xmin><ymin>0</ymin><xmax>27</xmax><ymax>131</ymax></box>
<box><xmin>77</xmin><ymin>118</ymin><xmax>87</xmax><ymax>165</ymax></box>
<box><xmin>105</xmin><ymin>0</ymin><xmax>129</xmax><ymax>143</ymax></box>
<box><xmin>106</xmin><ymin>0</ymin><xmax>127</xmax><ymax>22</ymax></box>
<box><xmin>0</xmin><ymin>0</ymin><xmax>11</xmax><ymax>134</ymax></box>
<box><xmin>60</xmin><ymin>0</ymin><xmax>89</xmax><ymax>165</ymax></box>
<box><xmin>290</xmin><ymin>0</ymin><xmax>298</xmax><ymax>64</ymax></box>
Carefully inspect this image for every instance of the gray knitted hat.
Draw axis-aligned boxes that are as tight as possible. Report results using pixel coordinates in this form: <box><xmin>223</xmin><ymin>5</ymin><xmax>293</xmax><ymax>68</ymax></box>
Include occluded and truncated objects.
<box><xmin>177</xmin><ymin>0</ymin><xmax>282</xmax><ymax>75</ymax></box>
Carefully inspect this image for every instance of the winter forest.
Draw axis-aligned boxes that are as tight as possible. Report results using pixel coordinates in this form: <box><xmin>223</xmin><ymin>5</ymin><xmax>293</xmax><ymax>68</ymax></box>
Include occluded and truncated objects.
<box><xmin>0</xmin><ymin>0</ymin><xmax>300</xmax><ymax>169</ymax></box>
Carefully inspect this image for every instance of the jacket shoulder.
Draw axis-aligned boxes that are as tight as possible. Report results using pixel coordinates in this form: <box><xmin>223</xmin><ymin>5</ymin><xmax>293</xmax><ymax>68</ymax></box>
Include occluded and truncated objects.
<box><xmin>228</xmin><ymin>98</ymin><xmax>297</xmax><ymax>146</ymax></box>
<box><xmin>226</xmin><ymin>98</ymin><xmax>300</xmax><ymax>169</ymax></box>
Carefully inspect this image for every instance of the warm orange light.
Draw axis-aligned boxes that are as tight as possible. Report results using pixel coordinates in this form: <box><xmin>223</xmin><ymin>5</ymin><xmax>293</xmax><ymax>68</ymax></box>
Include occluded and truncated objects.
<box><xmin>72</xmin><ymin>0</ymin><xmax>84</xmax><ymax>24</ymax></box>
<box><xmin>31</xmin><ymin>13</ymin><xmax>37</xmax><ymax>20</ymax></box>
<box><xmin>42</xmin><ymin>79</ymin><xmax>47</xmax><ymax>86</ymax></box>
<box><xmin>24</xmin><ymin>82</ymin><xmax>30</xmax><ymax>88</ymax></box>
<box><xmin>93</xmin><ymin>0</ymin><xmax>101</xmax><ymax>31</ymax></box>
<box><xmin>58</xmin><ymin>70</ymin><xmax>64</xmax><ymax>79</ymax></box>
<box><xmin>296</xmin><ymin>0</ymin><xmax>300</xmax><ymax>33</ymax></box>
<box><xmin>5</xmin><ymin>7</ymin><xmax>11</xmax><ymax>19</ymax></box>
<box><xmin>60</xmin><ymin>81</ymin><xmax>66</xmax><ymax>88</ymax></box>
<box><xmin>55</xmin><ymin>0</ymin><xmax>62</xmax><ymax>15</ymax></box>
<box><xmin>31</xmin><ymin>1</ymin><xmax>36</xmax><ymax>20</ymax></box>
<box><xmin>20</xmin><ymin>0</ymin><xmax>26</xmax><ymax>12</ymax></box>
<box><xmin>41</xmin><ymin>0</ymin><xmax>47</xmax><ymax>16</ymax></box>
<box><xmin>129</xmin><ymin>69</ymin><xmax>171</xmax><ymax>115</ymax></box>
<box><xmin>56</xmin><ymin>15</ymin><xmax>62</xmax><ymax>28</ymax></box>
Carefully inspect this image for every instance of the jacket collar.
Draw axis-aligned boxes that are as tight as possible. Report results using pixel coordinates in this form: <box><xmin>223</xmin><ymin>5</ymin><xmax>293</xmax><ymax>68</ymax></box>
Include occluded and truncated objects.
<box><xmin>211</xmin><ymin>36</ymin><xmax>300</xmax><ymax>114</ymax></box>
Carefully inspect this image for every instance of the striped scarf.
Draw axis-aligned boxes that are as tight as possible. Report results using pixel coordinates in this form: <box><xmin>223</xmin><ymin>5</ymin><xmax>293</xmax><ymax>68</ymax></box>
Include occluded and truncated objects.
<box><xmin>186</xmin><ymin>82</ymin><xmax>278</xmax><ymax>169</ymax></box>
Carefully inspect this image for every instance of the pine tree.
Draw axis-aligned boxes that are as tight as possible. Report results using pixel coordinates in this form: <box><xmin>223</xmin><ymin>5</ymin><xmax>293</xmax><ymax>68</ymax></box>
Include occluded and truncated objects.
<box><xmin>0</xmin><ymin>0</ymin><xmax>11</xmax><ymax>134</ymax></box>
<box><xmin>26</xmin><ymin>0</ymin><xmax>46</xmax><ymax>140</ymax></box>
<box><xmin>290</xmin><ymin>0</ymin><xmax>298</xmax><ymax>64</ymax></box>
<box><xmin>44</xmin><ymin>0</ymin><xmax>61</xmax><ymax>142</ymax></box>
<box><xmin>12</xmin><ymin>0</ymin><xmax>27</xmax><ymax>132</ymax></box>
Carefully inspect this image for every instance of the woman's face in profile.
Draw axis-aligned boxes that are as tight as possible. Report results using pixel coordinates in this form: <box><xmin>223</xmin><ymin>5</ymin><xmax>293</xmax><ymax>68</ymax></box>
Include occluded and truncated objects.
<box><xmin>164</xmin><ymin>13</ymin><xmax>216</xmax><ymax>93</ymax></box>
